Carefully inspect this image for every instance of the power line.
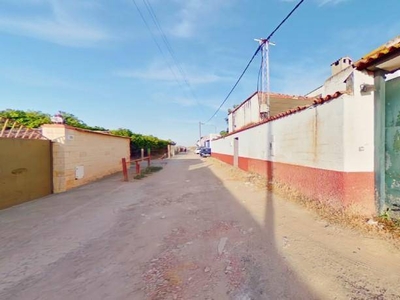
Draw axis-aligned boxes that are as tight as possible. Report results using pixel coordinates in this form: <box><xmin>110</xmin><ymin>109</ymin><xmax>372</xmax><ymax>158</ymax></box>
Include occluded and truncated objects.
<box><xmin>204</xmin><ymin>0</ymin><xmax>305</xmax><ymax>123</ymax></box>
<box><xmin>141</xmin><ymin>0</ymin><xmax>206</xmax><ymax>114</ymax></box>
<box><xmin>136</xmin><ymin>0</ymin><xmax>206</xmax><ymax>114</ymax></box>
<box><xmin>131</xmin><ymin>0</ymin><xmax>198</xmax><ymax>106</ymax></box>
<box><xmin>205</xmin><ymin>45</ymin><xmax>262</xmax><ymax>123</ymax></box>
<box><xmin>130</xmin><ymin>0</ymin><xmax>182</xmax><ymax>87</ymax></box>
<box><xmin>142</xmin><ymin>0</ymin><xmax>185</xmax><ymax>81</ymax></box>
<box><xmin>265</xmin><ymin>0</ymin><xmax>305</xmax><ymax>42</ymax></box>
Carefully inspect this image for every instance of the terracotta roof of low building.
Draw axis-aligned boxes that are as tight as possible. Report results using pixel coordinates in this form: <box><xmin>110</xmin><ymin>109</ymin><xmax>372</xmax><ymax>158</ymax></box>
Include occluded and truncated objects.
<box><xmin>229</xmin><ymin>91</ymin><xmax>316</xmax><ymax>115</ymax></box>
<box><xmin>215</xmin><ymin>91</ymin><xmax>344</xmax><ymax>139</ymax></box>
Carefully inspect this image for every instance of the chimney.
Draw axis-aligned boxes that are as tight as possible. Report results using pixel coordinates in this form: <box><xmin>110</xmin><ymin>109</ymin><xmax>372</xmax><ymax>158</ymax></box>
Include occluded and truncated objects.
<box><xmin>331</xmin><ymin>56</ymin><xmax>353</xmax><ymax>76</ymax></box>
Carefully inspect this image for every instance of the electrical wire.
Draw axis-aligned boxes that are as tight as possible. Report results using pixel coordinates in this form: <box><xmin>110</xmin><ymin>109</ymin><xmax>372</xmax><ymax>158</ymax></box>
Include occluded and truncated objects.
<box><xmin>265</xmin><ymin>0</ymin><xmax>305</xmax><ymax>42</ymax></box>
<box><xmin>139</xmin><ymin>0</ymin><xmax>206</xmax><ymax>114</ymax></box>
<box><xmin>131</xmin><ymin>0</ymin><xmax>197</xmax><ymax>106</ymax></box>
<box><xmin>130</xmin><ymin>0</ymin><xmax>182</xmax><ymax>88</ymax></box>
<box><xmin>143</xmin><ymin>0</ymin><xmax>207</xmax><ymax>113</ymax></box>
<box><xmin>204</xmin><ymin>45</ymin><xmax>262</xmax><ymax>123</ymax></box>
<box><xmin>142</xmin><ymin>0</ymin><xmax>187</xmax><ymax>84</ymax></box>
<box><xmin>204</xmin><ymin>0</ymin><xmax>305</xmax><ymax>123</ymax></box>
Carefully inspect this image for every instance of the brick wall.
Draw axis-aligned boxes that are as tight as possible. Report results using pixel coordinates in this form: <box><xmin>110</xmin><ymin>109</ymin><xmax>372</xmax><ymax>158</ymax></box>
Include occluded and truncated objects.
<box><xmin>42</xmin><ymin>124</ymin><xmax>130</xmax><ymax>193</ymax></box>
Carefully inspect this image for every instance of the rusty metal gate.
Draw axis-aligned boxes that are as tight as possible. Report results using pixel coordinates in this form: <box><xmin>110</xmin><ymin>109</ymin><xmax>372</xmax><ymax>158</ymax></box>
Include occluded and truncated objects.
<box><xmin>0</xmin><ymin>118</ymin><xmax>52</xmax><ymax>209</ymax></box>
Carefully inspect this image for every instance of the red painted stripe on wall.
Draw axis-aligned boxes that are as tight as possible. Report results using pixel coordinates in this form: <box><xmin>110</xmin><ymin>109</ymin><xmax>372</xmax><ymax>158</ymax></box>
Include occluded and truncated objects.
<box><xmin>212</xmin><ymin>152</ymin><xmax>233</xmax><ymax>165</ymax></box>
<box><xmin>212</xmin><ymin>153</ymin><xmax>375</xmax><ymax>215</ymax></box>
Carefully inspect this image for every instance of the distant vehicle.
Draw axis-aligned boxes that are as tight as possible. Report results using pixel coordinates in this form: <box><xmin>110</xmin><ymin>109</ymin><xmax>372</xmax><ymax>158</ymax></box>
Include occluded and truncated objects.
<box><xmin>200</xmin><ymin>147</ymin><xmax>211</xmax><ymax>157</ymax></box>
<box><xmin>195</xmin><ymin>147</ymin><xmax>202</xmax><ymax>154</ymax></box>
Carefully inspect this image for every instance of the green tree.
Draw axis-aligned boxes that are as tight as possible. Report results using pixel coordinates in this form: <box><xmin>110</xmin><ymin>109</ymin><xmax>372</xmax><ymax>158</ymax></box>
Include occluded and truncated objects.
<box><xmin>0</xmin><ymin>109</ymin><xmax>51</xmax><ymax>128</ymax></box>
<box><xmin>1</xmin><ymin>108</ymin><xmax>174</xmax><ymax>157</ymax></box>
<box><xmin>0</xmin><ymin>109</ymin><xmax>107</xmax><ymax>131</ymax></box>
<box><xmin>59</xmin><ymin>111</ymin><xmax>107</xmax><ymax>131</ymax></box>
<box><xmin>110</xmin><ymin>128</ymin><xmax>133</xmax><ymax>137</ymax></box>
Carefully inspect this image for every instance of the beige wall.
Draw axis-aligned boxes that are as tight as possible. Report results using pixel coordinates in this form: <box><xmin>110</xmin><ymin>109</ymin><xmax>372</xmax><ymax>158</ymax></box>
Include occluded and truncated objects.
<box><xmin>42</xmin><ymin>124</ymin><xmax>130</xmax><ymax>193</ymax></box>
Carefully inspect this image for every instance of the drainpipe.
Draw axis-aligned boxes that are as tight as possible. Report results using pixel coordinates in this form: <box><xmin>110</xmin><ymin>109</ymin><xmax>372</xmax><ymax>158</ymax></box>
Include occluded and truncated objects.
<box><xmin>374</xmin><ymin>70</ymin><xmax>386</xmax><ymax>214</ymax></box>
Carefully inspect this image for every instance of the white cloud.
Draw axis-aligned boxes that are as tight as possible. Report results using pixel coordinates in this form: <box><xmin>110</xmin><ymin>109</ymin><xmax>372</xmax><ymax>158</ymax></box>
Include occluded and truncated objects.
<box><xmin>0</xmin><ymin>0</ymin><xmax>111</xmax><ymax>47</ymax></box>
<box><xmin>167</xmin><ymin>97</ymin><xmax>197</xmax><ymax>107</ymax></box>
<box><xmin>0</xmin><ymin>67</ymin><xmax>74</xmax><ymax>88</ymax></box>
<box><xmin>317</xmin><ymin>0</ymin><xmax>349</xmax><ymax>5</ymax></box>
<box><xmin>115</xmin><ymin>62</ymin><xmax>231</xmax><ymax>85</ymax></box>
<box><xmin>281</xmin><ymin>0</ymin><xmax>350</xmax><ymax>6</ymax></box>
<box><xmin>168</xmin><ymin>0</ymin><xmax>234</xmax><ymax>38</ymax></box>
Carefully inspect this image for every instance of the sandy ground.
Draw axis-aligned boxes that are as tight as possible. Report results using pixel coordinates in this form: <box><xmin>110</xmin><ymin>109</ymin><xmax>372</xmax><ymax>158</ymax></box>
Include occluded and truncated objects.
<box><xmin>1</xmin><ymin>153</ymin><xmax>400</xmax><ymax>300</ymax></box>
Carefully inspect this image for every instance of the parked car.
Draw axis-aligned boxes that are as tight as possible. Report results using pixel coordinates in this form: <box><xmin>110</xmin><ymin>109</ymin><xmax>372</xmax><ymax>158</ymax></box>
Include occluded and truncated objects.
<box><xmin>195</xmin><ymin>147</ymin><xmax>203</xmax><ymax>154</ymax></box>
<box><xmin>200</xmin><ymin>147</ymin><xmax>211</xmax><ymax>157</ymax></box>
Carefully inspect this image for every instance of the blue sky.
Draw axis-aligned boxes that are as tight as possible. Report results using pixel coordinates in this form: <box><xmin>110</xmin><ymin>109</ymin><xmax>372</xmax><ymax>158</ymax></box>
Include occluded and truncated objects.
<box><xmin>0</xmin><ymin>0</ymin><xmax>399</xmax><ymax>145</ymax></box>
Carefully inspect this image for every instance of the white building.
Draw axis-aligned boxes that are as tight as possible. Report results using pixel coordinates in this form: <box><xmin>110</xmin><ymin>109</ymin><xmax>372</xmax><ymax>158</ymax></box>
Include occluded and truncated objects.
<box><xmin>198</xmin><ymin>133</ymin><xmax>220</xmax><ymax>148</ymax></box>
<box><xmin>212</xmin><ymin>36</ymin><xmax>400</xmax><ymax>217</ymax></box>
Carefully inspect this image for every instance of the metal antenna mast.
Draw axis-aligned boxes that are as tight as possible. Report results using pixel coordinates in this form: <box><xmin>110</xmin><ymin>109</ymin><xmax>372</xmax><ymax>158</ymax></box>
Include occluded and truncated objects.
<box><xmin>255</xmin><ymin>39</ymin><xmax>275</xmax><ymax>119</ymax></box>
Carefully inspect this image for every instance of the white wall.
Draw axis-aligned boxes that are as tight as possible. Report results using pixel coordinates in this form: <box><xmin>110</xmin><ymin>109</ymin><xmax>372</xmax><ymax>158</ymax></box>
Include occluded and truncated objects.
<box><xmin>306</xmin><ymin>85</ymin><xmax>323</xmax><ymax>97</ymax></box>
<box><xmin>230</xmin><ymin>93</ymin><xmax>260</xmax><ymax>132</ymax></box>
<box><xmin>343</xmin><ymin>69</ymin><xmax>375</xmax><ymax>171</ymax></box>
<box><xmin>323</xmin><ymin>66</ymin><xmax>353</xmax><ymax>96</ymax></box>
<box><xmin>213</xmin><ymin>69</ymin><xmax>375</xmax><ymax>173</ymax></box>
<box><xmin>200</xmin><ymin>133</ymin><xmax>220</xmax><ymax>148</ymax></box>
<box><xmin>214</xmin><ymin>97</ymin><xmax>347</xmax><ymax>171</ymax></box>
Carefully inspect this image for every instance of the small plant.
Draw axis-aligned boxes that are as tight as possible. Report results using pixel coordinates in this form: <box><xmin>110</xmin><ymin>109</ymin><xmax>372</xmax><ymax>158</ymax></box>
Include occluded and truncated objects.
<box><xmin>133</xmin><ymin>173</ymin><xmax>146</xmax><ymax>180</ymax></box>
<box><xmin>133</xmin><ymin>166</ymin><xmax>163</xmax><ymax>180</ymax></box>
<box><xmin>380</xmin><ymin>208</ymin><xmax>391</xmax><ymax>220</ymax></box>
<box><xmin>146</xmin><ymin>166</ymin><xmax>163</xmax><ymax>172</ymax></box>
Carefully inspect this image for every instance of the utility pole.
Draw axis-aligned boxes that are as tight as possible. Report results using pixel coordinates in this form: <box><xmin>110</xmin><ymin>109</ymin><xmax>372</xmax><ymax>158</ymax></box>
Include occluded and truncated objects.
<box><xmin>254</xmin><ymin>39</ymin><xmax>275</xmax><ymax>119</ymax></box>
<box><xmin>198</xmin><ymin>121</ymin><xmax>203</xmax><ymax>146</ymax></box>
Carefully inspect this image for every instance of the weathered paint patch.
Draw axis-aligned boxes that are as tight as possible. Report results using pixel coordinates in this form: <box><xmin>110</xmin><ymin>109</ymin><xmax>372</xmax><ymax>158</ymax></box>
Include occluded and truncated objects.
<box><xmin>11</xmin><ymin>168</ymin><xmax>28</xmax><ymax>175</ymax></box>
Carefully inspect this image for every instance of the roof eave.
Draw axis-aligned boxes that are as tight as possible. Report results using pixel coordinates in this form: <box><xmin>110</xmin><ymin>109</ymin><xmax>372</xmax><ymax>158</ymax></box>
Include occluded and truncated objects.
<box><xmin>355</xmin><ymin>45</ymin><xmax>400</xmax><ymax>73</ymax></box>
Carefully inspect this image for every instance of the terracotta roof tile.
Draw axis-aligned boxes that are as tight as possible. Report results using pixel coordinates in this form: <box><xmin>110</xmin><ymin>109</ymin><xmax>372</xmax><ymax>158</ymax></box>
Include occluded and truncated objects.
<box><xmin>355</xmin><ymin>37</ymin><xmax>400</xmax><ymax>70</ymax></box>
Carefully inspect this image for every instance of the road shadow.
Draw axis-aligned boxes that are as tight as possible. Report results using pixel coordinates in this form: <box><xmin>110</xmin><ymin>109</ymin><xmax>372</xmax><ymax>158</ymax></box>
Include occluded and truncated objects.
<box><xmin>161</xmin><ymin>155</ymin><xmax>317</xmax><ymax>299</ymax></box>
<box><xmin>0</xmin><ymin>154</ymin><xmax>317</xmax><ymax>300</ymax></box>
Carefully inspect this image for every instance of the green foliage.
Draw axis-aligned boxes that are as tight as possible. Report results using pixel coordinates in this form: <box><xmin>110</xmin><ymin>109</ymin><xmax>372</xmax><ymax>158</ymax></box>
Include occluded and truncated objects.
<box><xmin>228</xmin><ymin>104</ymin><xmax>239</xmax><ymax>114</ymax></box>
<box><xmin>134</xmin><ymin>166</ymin><xmax>163</xmax><ymax>180</ymax></box>
<box><xmin>59</xmin><ymin>111</ymin><xmax>107</xmax><ymax>131</ymax></box>
<box><xmin>131</xmin><ymin>133</ymin><xmax>170</xmax><ymax>151</ymax></box>
<box><xmin>109</xmin><ymin>128</ymin><xmax>133</xmax><ymax>137</ymax></box>
<box><xmin>0</xmin><ymin>109</ymin><xmax>107</xmax><ymax>131</ymax></box>
<box><xmin>1</xmin><ymin>109</ymin><xmax>172</xmax><ymax>154</ymax></box>
<box><xmin>0</xmin><ymin>109</ymin><xmax>51</xmax><ymax>128</ymax></box>
<box><xmin>220</xmin><ymin>130</ymin><xmax>228</xmax><ymax>136</ymax></box>
<box><xmin>110</xmin><ymin>129</ymin><xmax>172</xmax><ymax>152</ymax></box>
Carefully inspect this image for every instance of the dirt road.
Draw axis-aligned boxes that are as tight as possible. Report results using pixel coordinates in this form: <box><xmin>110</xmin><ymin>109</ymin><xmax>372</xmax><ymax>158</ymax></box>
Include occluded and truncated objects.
<box><xmin>1</xmin><ymin>154</ymin><xmax>400</xmax><ymax>299</ymax></box>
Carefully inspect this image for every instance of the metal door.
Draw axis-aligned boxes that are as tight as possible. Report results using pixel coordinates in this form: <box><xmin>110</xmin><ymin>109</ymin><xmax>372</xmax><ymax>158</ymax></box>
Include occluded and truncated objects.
<box><xmin>385</xmin><ymin>77</ymin><xmax>400</xmax><ymax>209</ymax></box>
<box><xmin>0</xmin><ymin>138</ymin><xmax>52</xmax><ymax>209</ymax></box>
<box><xmin>233</xmin><ymin>137</ymin><xmax>239</xmax><ymax>167</ymax></box>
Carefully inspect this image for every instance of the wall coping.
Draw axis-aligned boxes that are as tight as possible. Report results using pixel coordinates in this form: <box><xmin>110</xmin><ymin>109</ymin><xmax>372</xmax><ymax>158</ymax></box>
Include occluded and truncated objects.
<box><xmin>41</xmin><ymin>124</ymin><xmax>131</xmax><ymax>140</ymax></box>
<box><xmin>215</xmin><ymin>91</ymin><xmax>345</xmax><ymax>141</ymax></box>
